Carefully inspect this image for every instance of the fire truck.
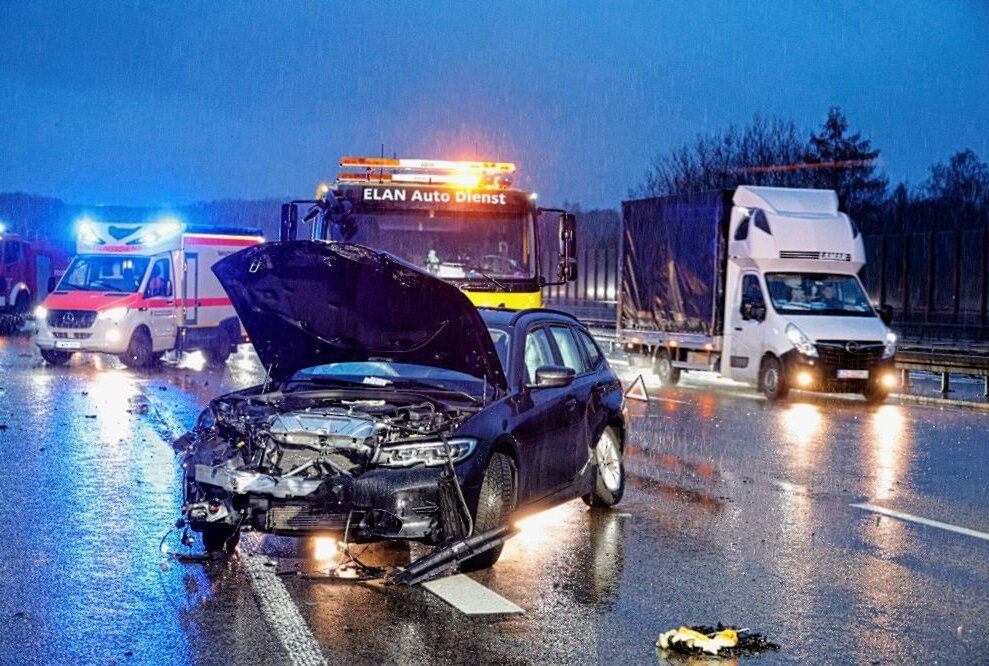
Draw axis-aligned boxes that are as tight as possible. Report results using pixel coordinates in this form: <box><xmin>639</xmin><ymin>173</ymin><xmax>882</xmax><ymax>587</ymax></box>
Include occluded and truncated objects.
<box><xmin>35</xmin><ymin>217</ymin><xmax>263</xmax><ymax>368</ymax></box>
<box><xmin>278</xmin><ymin>157</ymin><xmax>577</xmax><ymax>309</ymax></box>
<box><xmin>0</xmin><ymin>225</ymin><xmax>70</xmax><ymax>333</ymax></box>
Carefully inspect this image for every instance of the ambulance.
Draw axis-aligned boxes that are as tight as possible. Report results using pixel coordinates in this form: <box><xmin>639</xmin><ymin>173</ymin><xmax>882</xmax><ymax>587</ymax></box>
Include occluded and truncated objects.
<box><xmin>35</xmin><ymin>217</ymin><xmax>263</xmax><ymax>368</ymax></box>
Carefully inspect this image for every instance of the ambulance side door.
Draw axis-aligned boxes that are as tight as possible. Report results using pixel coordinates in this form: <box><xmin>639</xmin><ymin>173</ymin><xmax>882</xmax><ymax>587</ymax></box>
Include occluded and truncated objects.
<box><xmin>144</xmin><ymin>255</ymin><xmax>178</xmax><ymax>351</ymax></box>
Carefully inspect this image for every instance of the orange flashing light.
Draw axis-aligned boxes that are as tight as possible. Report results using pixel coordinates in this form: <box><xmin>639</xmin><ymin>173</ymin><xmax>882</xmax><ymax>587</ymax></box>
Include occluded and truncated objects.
<box><xmin>340</xmin><ymin>157</ymin><xmax>516</xmax><ymax>174</ymax></box>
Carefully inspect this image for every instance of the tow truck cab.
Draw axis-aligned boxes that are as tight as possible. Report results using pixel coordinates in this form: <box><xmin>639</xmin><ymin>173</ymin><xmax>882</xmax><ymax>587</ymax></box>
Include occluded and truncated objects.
<box><xmin>278</xmin><ymin>157</ymin><xmax>578</xmax><ymax>309</ymax></box>
<box><xmin>35</xmin><ymin>218</ymin><xmax>263</xmax><ymax>367</ymax></box>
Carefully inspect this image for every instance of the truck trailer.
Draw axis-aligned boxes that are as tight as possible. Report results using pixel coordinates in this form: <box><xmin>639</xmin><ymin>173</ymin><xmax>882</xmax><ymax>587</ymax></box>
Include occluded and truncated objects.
<box><xmin>618</xmin><ymin>186</ymin><xmax>898</xmax><ymax>402</ymax></box>
<box><xmin>35</xmin><ymin>218</ymin><xmax>263</xmax><ymax>368</ymax></box>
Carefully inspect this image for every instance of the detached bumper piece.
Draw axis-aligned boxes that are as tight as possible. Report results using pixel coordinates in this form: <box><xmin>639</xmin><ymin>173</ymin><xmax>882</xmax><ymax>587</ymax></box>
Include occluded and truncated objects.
<box><xmin>656</xmin><ymin>624</ymin><xmax>779</xmax><ymax>658</ymax></box>
<box><xmin>387</xmin><ymin>525</ymin><xmax>518</xmax><ymax>586</ymax></box>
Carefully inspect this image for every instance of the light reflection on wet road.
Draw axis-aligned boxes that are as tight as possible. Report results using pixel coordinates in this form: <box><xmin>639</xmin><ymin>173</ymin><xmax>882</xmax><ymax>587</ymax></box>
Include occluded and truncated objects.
<box><xmin>0</xmin><ymin>333</ymin><xmax>987</xmax><ymax>665</ymax></box>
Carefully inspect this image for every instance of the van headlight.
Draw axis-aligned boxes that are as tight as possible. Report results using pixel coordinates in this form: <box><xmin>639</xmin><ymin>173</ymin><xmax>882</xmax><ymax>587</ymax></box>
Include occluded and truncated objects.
<box><xmin>785</xmin><ymin>323</ymin><xmax>818</xmax><ymax>357</ymax></box>
<box><xmin>373</xmin><ymin>438</ymin><xmax>478</xmax><ymax>468</ymax></box>
<box><xmin>97</xmin><ymin>307</ymin><xmax>129</xmax><ymax>322</ymax></box>
<box><xmin>883</xmin><ymin>331</ymin><xmax>897</xmax><ymax>359</ymax></box>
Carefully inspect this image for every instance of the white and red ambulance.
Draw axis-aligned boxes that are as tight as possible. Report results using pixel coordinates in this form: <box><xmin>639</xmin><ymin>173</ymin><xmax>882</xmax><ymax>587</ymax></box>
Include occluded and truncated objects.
<box><xmin>35</xmin><ymin>217</ymin><xmax>264</xmax><ymax>368</ymax></box>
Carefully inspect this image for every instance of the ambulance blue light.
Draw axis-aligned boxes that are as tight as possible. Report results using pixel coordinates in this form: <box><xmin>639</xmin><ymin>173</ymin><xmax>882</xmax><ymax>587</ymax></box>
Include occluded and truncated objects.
<box><xmin>76</xmin><ymin>217</ymin><xmax>100</xmax><ymax>244</ymax></box>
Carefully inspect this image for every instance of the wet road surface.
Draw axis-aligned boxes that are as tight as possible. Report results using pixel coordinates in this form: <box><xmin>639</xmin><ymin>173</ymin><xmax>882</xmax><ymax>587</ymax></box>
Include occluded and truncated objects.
<box><xmin>1</xmin><ymin>331</ymin><xmax>987</xmax><ymax>665</ymax></box>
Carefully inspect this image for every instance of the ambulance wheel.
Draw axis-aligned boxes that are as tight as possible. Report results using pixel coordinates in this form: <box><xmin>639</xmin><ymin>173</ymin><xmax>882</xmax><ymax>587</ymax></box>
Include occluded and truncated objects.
<box><xmin>759</xmin><ymin>356</ymin><xmax>789</xmax><ymax>401</ymax></box>
<box><xmin>654</xmin><ymin>349</ymin><xmax>681</xmax><ymax>386</ymax></box>
<box><xmin>205</xmin><ymin>329</ymin><xmax>232</xmax><ymax>366</ymax></box>
<box><xmin>120</xmin><ymin>328</ymin><xmax>154</xmax><ymax>368</ymax></box>
<box><xmin>40</xmin><ymin>348</ymin><xmax>72</xmax><ymax>366</ymax></box>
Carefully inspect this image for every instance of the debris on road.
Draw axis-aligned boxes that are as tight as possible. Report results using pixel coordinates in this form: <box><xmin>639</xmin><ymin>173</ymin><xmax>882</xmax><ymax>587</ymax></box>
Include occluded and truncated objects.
<box><xmin>656</xmin><ymin>624</ymin><xmax>779</xmax><ymax>658</ymax></box>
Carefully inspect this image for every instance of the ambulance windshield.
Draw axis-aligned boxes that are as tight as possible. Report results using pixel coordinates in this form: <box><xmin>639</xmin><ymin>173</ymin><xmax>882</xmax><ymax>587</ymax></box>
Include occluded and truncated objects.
<box><xmin>58</xmin><ymin>255</ymin><xmax>151</xmax><ymax>293</ymax></box>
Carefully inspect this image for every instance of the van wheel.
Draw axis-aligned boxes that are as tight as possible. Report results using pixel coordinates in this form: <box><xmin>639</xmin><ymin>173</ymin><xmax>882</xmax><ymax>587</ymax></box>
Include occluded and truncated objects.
<box><xmin>759</xmin><ymin>356</ymin><xmax>789</xmax><ymax>401</ymax></box>
<box><xmin>460</xmin><ymin>452</ymin><xmax>516</xmax><ymax>572</ymax></box>
<box><xmin>205</xmin><ymin>329</ymin><xmax>232</xmax><ymax>366</ymax></box>
<box><xmin>201</xmin><ymin>523</ymin><xmax>240</xmax><ymax>554</ymax></box>
<box><xmin>654</xmin><ymin>349</ymin><xmax>681</xmax><ymax>386</ymax></box>
<box><xmin>862</xmin><ymin>383</ymin><xmax>889</xmax><ymax>405</ymax></box>
<box><xmin>40</xmin><ymin>348</ymin><xmax>72</xmax><ymax>366</ymax></box>
<box><xmin>120</xmin><ymin>328</ymin><xmax>154</xmax><ymax>368</ymax></box>
<box><xmin>583</xmin><ymin>426</ymin><xmax>625</xmax><ymax>508</ymax></box>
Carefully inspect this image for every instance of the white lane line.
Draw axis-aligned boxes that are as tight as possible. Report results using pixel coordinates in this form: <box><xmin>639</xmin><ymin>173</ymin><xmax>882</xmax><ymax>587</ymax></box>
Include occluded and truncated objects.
<box><xmin>244</xmin><ymin>555</ymin><xmax>328</xmax><ymax>666</ymax></box>
<box><xmin>422</xmin><ymin>574</ymin><xmax>524</xmax><ymax>615</ymax></box>
<box><xmin>851</xmin><ymin>503</ymin><xmax>989</xmax><ymax>543</ymax></box>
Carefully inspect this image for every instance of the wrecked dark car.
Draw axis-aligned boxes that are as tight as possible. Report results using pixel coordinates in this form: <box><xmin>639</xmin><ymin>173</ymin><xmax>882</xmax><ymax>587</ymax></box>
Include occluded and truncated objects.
<box><xmin>175</xmin><ymin>241</ymin><xmax>626</xmax><ymax>570</ymax></box>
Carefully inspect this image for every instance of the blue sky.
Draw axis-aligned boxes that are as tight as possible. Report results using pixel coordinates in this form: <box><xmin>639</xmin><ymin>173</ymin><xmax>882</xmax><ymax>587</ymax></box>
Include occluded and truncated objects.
<box><xmin>0</xmin><ymin>1</ymin><xmax>986</xmax><ymax>208</ymax></box>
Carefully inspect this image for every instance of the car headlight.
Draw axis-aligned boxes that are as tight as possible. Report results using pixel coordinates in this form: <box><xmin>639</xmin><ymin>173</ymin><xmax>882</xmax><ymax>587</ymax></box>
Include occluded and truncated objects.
<box><xmin>785</xmin><ymin>323</ymin><xmax>818</xmax><ymax>357</ymax></box>
<box><xmin>194</xmin><ymin>405</ymin><xmax>217</xmax><ymax>431</ymax></box>
<box><xmin>883</xmin><ymin>331</ymin><xmax>897</xmax><ymax>359</ymax></box>
<box><xmin>373</xmin><ymin>438</ymin><xmax>478</xmax><ymax>468</ymax></box>
<box><xmin>97</xmin><ymin>307</ymin><xmax>129</xmax><ymax>322</ymax></box>
<box><xmin>34</xmin><ymin>305</ymin><xmax>48</xmax><ymax>320</ymax></box>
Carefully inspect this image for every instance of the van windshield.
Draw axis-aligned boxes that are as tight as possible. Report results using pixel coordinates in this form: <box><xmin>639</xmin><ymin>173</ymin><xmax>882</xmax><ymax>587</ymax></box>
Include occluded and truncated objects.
<box><xmin>765</xmin><ymin>273</ymin><xmax>875</xmax><ymax>317</ymax></box>
<box><xmin>58</xmin><ymin>255</ymin><xmax>151</xmax><ymax>292</ymax></box>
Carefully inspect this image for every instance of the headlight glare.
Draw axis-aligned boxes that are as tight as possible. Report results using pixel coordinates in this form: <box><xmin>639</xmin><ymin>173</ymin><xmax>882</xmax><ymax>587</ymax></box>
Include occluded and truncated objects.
<box><xmin>883</xmin><ymin>331</ymin><xmax>897</xmax><ymax>359</ymax></box>
<box><xmin>34</xmin><ymin>305</ymin><xmax>48</xmax><ymax>320</ymax></box>
<box><xmin>374</xmin><ymin>438</ymin><xmax>478</xmax><ymax>468</ymax></box>
<box><xmin>785</xmin><ymin>323</ymin><xmax>818</xmax><ymax>357</ymax></box>
<box><xmin>97</xmin><ymin>306</ymin><xmax>129</xmax><ymax>322</ymax></box>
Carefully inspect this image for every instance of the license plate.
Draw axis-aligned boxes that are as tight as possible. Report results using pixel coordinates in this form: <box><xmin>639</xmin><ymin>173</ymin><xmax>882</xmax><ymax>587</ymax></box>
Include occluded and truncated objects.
<box><xmin>54</xmin><ymin>341</ymin><xmax>81</xmax><ymax>349</ymax></box>
<box><xmin>836</xmin><ymin>369</ymin><xmax>868</xmax><ymax>379</ymax></box>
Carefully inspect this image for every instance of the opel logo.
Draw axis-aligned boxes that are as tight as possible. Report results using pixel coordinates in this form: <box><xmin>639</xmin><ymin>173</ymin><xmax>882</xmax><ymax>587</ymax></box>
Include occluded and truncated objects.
<box><xmin>845</xmin><ymin>341</ymin><xmax>859</xmax><ymax>353</ymax></box>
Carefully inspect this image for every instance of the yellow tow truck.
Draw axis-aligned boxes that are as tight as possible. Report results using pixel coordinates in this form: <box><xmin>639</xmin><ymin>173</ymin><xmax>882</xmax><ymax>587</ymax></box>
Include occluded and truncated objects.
<box><xmin>279</xmin><ymin>157</ymin><xmax>577</xmax><ymax>309</ymax></box>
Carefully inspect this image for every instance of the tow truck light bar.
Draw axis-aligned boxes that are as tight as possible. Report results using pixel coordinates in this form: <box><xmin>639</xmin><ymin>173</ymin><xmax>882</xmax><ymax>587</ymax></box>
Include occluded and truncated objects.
<box><xmin>328</xmin><ymin>156</ymin><xmax>517</xmax><ymax>192</ymax></box>
<box><xmin>339</xmin><ymin>157</ymin><xmax>516</xmax><ymax>174</ymax></box>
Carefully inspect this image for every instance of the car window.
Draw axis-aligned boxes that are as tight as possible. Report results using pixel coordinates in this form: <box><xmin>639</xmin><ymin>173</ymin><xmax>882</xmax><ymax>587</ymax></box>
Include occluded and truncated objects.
<box><xmin>576</xmin><ymin>329</ymin><xmax>604</xmax><ymax>369</ymax></box>
<box><xmin>487</xmin><ymin>327</ymin><xmax>510</xmax><ymax>371</ymax></box>
<box><xmin>550</xmin><ymin>326</ymin><xmax>587</xmax><ymax>373</ymax></box>
<box><xmin>524</xmin><ymin>327</ymin><xmax>555</xmax><ymax>383</ymax></box>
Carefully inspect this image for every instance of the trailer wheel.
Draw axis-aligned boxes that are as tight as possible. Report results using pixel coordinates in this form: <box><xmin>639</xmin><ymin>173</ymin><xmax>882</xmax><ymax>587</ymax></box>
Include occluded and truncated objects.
<box><xmin>583</xmin><ymin>426</ymin><xmax>625</xmax><ymax>508</ymax></box>
<box><xmin>460</xmin><ymin>452</ymin><xmax>516</xmax><ymax>572</ymax></box>
<box><xmin>40</xmin><ymin>348</ymin><xmax>72</xmax><ymax>366</ymax></box>
<box><xmin>120</xmin><ymin>328</ymin><xmax>154</xmax><ymax>368</ymax></box>
<box><xmin>654</xmin><ymin>349</ymin><xmax>681</xmax><ymax>386</ymax></box>
<box><xmin>759</xmin><ymin>356</ymin><xmax>789</xmax><ymax>401</ymax></box>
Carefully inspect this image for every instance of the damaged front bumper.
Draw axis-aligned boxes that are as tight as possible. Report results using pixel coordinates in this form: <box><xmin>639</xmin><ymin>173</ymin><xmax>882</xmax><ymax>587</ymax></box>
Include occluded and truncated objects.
<box><xmin>183</xmin><ymin>458</ymin><xmax>484</xmax><ymax>543</ymax></box>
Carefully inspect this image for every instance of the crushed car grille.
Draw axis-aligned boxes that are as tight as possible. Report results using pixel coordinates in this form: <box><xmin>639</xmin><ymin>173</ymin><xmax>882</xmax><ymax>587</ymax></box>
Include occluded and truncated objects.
<box><xmin>267</xmin><ymin>505</ymin><xmax>350</xmax><ymax>532</ymax></box>
<box><xmin>47</xmin><ymin>309</ymin><xmax>98</xmax><ymax>329</ymax></box>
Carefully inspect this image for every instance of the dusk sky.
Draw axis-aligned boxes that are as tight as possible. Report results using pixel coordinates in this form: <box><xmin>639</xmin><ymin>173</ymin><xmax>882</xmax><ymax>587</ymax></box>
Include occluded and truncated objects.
<box><xmin>1</xmin><ymin>1</ymin><xmax>986</xmax><ymax>209</ymax></box>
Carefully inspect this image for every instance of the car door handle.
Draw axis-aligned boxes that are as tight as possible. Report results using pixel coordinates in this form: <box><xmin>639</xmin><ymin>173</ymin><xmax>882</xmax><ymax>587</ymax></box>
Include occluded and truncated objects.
<box><xmin>734</xmin><ymin>327</ymin><xmax>743</xmax><ymax>331</ymax></box>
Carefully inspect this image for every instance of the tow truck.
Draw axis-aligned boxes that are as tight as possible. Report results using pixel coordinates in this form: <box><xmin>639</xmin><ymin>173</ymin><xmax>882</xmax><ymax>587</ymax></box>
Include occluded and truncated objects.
<box><xmin>0</xmin><ymin>224</ymin><xmax>70</xmax><ymax>334</ymax></box>
<box><xmin>278</xmin><ymin>157</ymin><xmax>577</xmax><ymax>308</ymax></box>
<box><xmin>35</xmin><ymin>217</ymin><xmax>263</xmax><ymax>367</ymax></box>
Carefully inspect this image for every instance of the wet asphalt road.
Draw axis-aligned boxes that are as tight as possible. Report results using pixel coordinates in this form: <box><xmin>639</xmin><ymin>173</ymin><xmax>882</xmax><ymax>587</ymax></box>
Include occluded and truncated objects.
<box><xmin>1</xmin><ymin>331</ymin><xmax>987</xmax><ymax>665</ymax></box>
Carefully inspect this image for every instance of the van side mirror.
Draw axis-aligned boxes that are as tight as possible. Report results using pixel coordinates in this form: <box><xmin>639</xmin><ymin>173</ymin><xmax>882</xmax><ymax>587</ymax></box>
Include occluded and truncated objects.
<box><xmin>877</xmin><ymin>304</ymin><xmax>894</xmax><ymax>326</ymax></box>
<box><xmin>741</xmin><ymin>299</ymin><xmax>766</xmax><ymax>322</ymax></box>
<box><xmin>531</xmin><ymin>365</ymin><xmax>575</xmax><ymax>389</ymax></box>
<box><xmin>280</xmin><ymin>203</ymin><xmax>299</xmax><ymax>241</ymax></box>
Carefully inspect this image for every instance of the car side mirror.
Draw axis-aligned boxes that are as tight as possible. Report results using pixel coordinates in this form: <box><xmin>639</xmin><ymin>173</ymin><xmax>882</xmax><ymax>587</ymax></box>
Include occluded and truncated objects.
<box><xmin>531</xmin><ymin>365</ymin><xmax>575</xmax><ymax>389</ymax></box>
<box><xmin>876</xmin><ymin>303</ymin><xmax>894</xmax><ymax>326</ymax></box>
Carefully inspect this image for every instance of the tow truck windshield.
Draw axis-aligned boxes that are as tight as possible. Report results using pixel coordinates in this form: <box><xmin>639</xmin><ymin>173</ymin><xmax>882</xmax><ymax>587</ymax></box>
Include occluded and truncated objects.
<box><xmin>765</xmin><ymin>273</ymin><xmax>875</xmax><ymax>316</ymax></box>
<box><xmin>338</xmin><ymin>211</ymin><xmax>535</xmax><ymax>281</ymax></box>
<box><xmin>58</xmin><ymin>255</ymin><xmax>151</xmax><ymax>292</ymax></box>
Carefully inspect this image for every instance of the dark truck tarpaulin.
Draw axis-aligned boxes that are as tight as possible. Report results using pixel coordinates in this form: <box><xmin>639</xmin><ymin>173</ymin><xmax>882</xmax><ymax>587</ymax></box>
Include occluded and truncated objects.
<box><xmin>620</xmin><ymin>191</ymin><xmax>732</xmax><ymax>336</ymax></box>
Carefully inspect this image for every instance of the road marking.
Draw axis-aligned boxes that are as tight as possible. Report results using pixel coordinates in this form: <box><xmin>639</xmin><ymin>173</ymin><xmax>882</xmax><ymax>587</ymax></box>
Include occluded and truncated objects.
<box><xmin>851</xmin><ymin>503</ymin><xmax>989</xmax><ymax>543</ymax></box>
<box><xmin>244</xmin><ymin>555</ymin><xmax>328</xmax><ymax>666</ymax></box>
<box><xmin>422</xmin><ymin>574</ymin><xmax>524</xmax><ymax>615</ymax></box>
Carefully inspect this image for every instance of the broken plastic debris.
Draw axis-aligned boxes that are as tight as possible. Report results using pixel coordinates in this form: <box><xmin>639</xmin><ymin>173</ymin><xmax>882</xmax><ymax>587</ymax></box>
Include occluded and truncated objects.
<box><xmin>656</xmin><ymin>625</ymin><xmax>779</xmax><ymax>658</ymax></box>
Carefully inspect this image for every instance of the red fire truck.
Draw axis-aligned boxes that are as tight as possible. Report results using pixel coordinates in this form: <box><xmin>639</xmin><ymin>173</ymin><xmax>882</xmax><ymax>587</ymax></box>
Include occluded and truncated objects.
<box><xmin>0</xmin><ymin>226</ymin><xmax>71</xmax><ymax>333</ymax></box>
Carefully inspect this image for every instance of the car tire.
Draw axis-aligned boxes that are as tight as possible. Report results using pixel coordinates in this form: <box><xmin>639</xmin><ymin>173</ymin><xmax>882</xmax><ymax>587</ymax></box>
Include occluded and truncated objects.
<box><xmin>40</xmin><ymin>348</ymin><xmax>72</xmax><ymax>366</ymax></box>
<box><xmin>654</xmin><ymin>349</ymin><xmax>681</xmax><ymax>386</ymax></box>
<box><xmin>460</xmin><ymin>452</ymin><xmax>516</xmax><ymax>572</ymax></box>
<box><xmin>201</xmin><ymin>523</ymin><xmax>240</xmax><ymax>554</ymax></box>
<box><xmin>120</xmin><ymin>328</ymin><xmax>154</xmax><ymax>368</ymax></box>
<box><xmin>205</xmin><ymin>328</ymin><xmax>232</xmax><ymax>367</ymax></box>
<box><xmin>583</xmin><ymin>426</ymin><xmax>625</xmax><ymax>508</ymax></box>
<box><xmin>759</xmin><ymin>356</ymin><xmax>789</xmax><ymax>401</ymax></box>
<box><xmin>862</xmin><ymin>383</ymin><xmax>889</xmax><ymax>405</ymax></box>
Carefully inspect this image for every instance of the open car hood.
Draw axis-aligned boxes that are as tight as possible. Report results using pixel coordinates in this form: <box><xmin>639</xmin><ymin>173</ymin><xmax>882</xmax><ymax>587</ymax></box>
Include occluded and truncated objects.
<box><xmin>212</xmin><ymin>241</ymin><xmax>507</xmax><ymax>389</ymax></box>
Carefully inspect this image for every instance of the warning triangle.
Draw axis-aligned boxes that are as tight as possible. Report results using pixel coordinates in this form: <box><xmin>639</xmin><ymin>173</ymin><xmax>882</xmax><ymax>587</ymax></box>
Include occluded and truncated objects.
<box><xmin>624</xmin><ymin>374</ymin><xmax>650</xmax><ymax>402</ymax></box>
